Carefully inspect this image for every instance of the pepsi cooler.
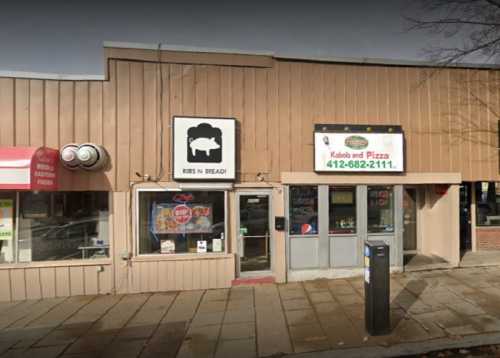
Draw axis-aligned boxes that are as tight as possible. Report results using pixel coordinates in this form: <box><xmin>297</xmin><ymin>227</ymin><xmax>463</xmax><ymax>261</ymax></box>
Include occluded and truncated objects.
<box><xmin>364</xmin><ymin>241</ymin><xmax>390</xmax><ymax>335</ymax></box>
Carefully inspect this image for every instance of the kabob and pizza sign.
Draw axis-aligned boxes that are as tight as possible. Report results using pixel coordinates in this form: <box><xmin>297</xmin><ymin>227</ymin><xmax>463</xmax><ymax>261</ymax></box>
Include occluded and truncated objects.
<box><xmin>314</xmin><ymin>124</ymin><xmax>404</xmax><ymax>173</ymax></box>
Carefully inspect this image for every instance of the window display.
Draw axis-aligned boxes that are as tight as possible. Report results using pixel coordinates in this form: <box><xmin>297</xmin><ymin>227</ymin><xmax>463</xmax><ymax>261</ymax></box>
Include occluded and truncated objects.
<box><xmin>476</xmin><ymin>182</ymin><xmax>500</xmax><ymax>226</ymax></box>
<box><xmin>0</xmin><ymin>191</ymin><xmax>109</xmax><ymax>264</ymax></box>
<box><xmin>289</xmin><ymin>186</ymin><xmax>318</xmax><ymax>235</ymax></box>
<box><xmin>329</xmin><ymin>186</ymin><xmax>356</xmax><ymax>234</ymax></box>
<box><xmin>367</xmin><ymin>186</ymin><xmax>394</xmax><ymax>233</ymax></box>
<box><xmin>138</xmin><ymin>190</ymin><xmax>226</xmax><ymax>254</ymax></box>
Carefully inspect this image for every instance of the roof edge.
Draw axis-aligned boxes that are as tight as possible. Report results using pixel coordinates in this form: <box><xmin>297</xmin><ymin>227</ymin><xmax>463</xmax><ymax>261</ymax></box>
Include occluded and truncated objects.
<box><xmin>0</xmin><ymin>70</ymin><xmax>104</xmax><ymax>81</ymax></box>
<box><xmin>104</xmin><ymin>41</ymin><xmax>500</xmax><ymax>70</ymax></box>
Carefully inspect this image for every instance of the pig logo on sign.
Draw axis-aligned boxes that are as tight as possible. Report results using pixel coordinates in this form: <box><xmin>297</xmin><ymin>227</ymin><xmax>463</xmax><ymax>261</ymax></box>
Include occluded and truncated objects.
<box><xmin>187</xmin><ymin>123</ymin><xmax>222</xmax><ymax>163</ymax></box>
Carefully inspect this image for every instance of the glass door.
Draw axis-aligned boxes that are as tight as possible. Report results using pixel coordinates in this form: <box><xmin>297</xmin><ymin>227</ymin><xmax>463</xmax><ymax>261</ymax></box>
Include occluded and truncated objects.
<box><xmin>403</xmin><ymin>187</ymin><xmax>417</xmax><ymax>251</ymax></box>
<box><xmin>238</xmin><ymin>193</ymin><xmax>271</xmax><ymax>272</ymax></box>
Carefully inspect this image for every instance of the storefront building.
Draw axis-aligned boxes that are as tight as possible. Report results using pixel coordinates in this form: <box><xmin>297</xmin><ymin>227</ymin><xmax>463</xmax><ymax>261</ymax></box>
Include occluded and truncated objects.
<box><xmin>0</xmin><ymin>43</ymin><xmax>497</xmax><ymax>300</ymax></box>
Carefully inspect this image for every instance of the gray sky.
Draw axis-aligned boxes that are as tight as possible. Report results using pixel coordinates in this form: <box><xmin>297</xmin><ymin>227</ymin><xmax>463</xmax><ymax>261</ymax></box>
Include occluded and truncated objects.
<box><xmin>0</xmin><ymin>0</ymin><xmax>450</xmax><ymax>76</ymax></box>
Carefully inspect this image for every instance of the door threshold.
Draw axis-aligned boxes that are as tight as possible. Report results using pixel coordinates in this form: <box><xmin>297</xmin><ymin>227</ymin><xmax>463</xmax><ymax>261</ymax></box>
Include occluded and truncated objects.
<box><xmin>239</xmin><ymin>270</ymin><xmax>273</xmax><ymax>278</ymax></box>
<box><xmin>232</xmin><ymin>275</ymin><xmax>275</xmax><ymax>286</ymax></box>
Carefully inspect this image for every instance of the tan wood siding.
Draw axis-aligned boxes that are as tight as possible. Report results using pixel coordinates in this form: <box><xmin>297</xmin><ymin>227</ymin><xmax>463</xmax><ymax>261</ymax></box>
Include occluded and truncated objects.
<box><xmin>0</xmin><ymin>58</ymin><xmax>499</xmax><ymax>185</ymax></box>
<box><xmin>0</xmin><ymin>263</ymin><xmax>112</xmax><ymax>301</ymax></box>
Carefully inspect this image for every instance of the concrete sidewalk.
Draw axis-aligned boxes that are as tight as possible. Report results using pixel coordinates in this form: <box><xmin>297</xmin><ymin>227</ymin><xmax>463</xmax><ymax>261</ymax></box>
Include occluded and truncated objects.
<box><xmin>2</xmin><ymin>267</ymin><xmax>500</xmax><ymax>357</ymax></box>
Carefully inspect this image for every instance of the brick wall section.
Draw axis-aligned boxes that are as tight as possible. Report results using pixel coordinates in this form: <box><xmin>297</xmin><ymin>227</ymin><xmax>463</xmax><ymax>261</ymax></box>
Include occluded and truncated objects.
<box><xmin>477</xmin><ymin>228</ymin><xmax>500</xmax><ymax>250</ymax></box>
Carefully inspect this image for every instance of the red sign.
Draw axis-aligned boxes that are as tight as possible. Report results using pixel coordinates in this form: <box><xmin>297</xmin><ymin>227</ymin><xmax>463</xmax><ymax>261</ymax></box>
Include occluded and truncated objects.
<box><xmin>173</xmin><ymin>204</ymin><xmax>193</xmax><ymax>224</ymax></box>
<box><xmin>31</xmin><ymin>148</ymin><xmax>58</xmax><ymax>190</ymax></box>
<box><xmin>0</xmin><ymin>147</ymin><xmax>59</xmax><ymax>190</ymax></box>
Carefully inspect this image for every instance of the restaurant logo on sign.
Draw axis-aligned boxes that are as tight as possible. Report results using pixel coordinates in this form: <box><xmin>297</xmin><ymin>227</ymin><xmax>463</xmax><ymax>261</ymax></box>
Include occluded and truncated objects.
<box><xmin>173</xmin><ymin>116</ymin><xmax>236</xmax><ymax>181</ymax></box>
<box><xmin>314</xmin><ymin>124</ymin><xmax>404</xmax><ymax>173</ymax></box>
<box><xmin>345</xmin><ymin>136</ymin><xmax>369</xmax><ymax>150</ymax></box>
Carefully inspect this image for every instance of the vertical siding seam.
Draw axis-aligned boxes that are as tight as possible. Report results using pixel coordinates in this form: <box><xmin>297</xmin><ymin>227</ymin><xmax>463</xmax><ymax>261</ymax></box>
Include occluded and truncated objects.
<box><xmin>37</xmin><ymin>268</ymin><xmax>42</xmax><ymax>299</ymax></box>
<box><xmin>28</xmin><ymin>81</ymin><xmax>31</xmax><ymax>145</ymax></box>
<box><xmin>114</xmin><ymin>61</ymin><xmax>118</xmax><ymax>189</ymax></box>
<box><xmin>87</xmin><ymin>81</ymin><xmax>91</xmax><ymax>141</ymax></box>
<box><xmin>42</xmin><ymin>80</ymin><xmax>46</xmax><ymax>147</ymax></box>
<box><xmin>142</xmin><ymin>64</ymin><xmax>146</xmax><ymax>177</ymax></box>
<box><xmin>467</xmin><ymin>70</ymin><xmax>472</xmax><ymax>180</ymax></box>
<box><xmin>12</xmin><ymin>80</ymin><xmax>17</xmax><ymax>146</ymax></box>
<box><xmin>57</xmin><ymin>81</ymin><xmax>61</xmax><ymax>149</ymax></box>
<box><xmin>427</xmin><ymin>76</ymin><xmax>432</xmax><ymax>172</ymax></box>
<box><xmin>72</xmin><ymin>81</ymin><xmax>76</xmax><ymax>142</ymax></box>
<box><xmin>265</xmin><ymin>69</ymin><xmax>269</xmax><ymax>152</ymax></box>
<box><xmin>8</xmin><ymin>270</ymin><xmax>12</xmax><ymax>301</ymax></box>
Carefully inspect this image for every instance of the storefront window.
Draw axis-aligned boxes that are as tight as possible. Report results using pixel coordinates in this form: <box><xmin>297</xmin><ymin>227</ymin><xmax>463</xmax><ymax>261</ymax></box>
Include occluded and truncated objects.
<box><xmin>367</xmin><ymin>186</ymin><xmax>394</xmax><ymax>233</ymax></box>
<box><xmin>0</xmin><ymin>194</ymin><xmax>16</xmax><ymax>263</ymax></box>
<box><xmin>476</xmin><ymin>182</ymin><xmax>500</xmax><ymax>226</ymax></box>
<box><xmin>329</xmin><ymin>186</ymin><xmax>356</xmax><ymax>234</ymax></box>
<box><xmin>138</xmin><ymin>190</ymin><xmax>226</xmax><ymax>255</ymax></box>
<box><xmin>13</xmin><ymin>191</ymin><xmax>108</xmax><ymax>263</ymax></box>
<box><xmin>289</xmin><ymin>186</ymin><xmax>318</xmax><ymax>235</ymax></box>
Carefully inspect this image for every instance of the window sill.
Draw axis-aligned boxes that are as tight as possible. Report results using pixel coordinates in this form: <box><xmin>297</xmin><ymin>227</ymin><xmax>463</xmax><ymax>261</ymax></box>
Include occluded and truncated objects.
<box><xmin>0</xmin><ymin>258</ymin><xmax>112</xmax><ymax>269</ymax></box>
<box><xmin>133</xmin><ymin>253</ymin><xmax>234</xmax><ymax>262</ymax></box>
<box><xmin>477</xmin><ymin>226</ymin><xmax>500</xmax><ymax>229</ymax></box>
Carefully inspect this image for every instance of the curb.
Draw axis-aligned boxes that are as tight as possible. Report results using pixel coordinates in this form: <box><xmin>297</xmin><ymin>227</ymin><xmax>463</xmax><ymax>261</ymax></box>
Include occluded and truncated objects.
<box><xmin>289</xmin><ymin>331</ymin><xmax>500</xmax><ymax>358</ymax></box>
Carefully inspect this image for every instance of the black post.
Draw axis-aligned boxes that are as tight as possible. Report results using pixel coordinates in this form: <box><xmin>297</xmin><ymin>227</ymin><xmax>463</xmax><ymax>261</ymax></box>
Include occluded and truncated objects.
<box><xmin>364</xmin><ymin>240</ymin><xmax>390</xmax><ymax>335</ymax></box>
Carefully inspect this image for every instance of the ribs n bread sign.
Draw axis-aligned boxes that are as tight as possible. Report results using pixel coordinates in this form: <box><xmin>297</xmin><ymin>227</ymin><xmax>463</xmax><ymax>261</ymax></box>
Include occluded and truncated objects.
<box><xmin>173</xmin><ymin>116</ymin><xmax>236</xmax><ymax>180</ymax></box>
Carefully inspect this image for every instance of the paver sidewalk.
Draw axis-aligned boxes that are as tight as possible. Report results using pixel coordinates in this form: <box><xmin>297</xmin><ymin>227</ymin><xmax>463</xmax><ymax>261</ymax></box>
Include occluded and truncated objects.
<box><xmin>3</xmin><ymin>266</ymin><xmax>500</xmax><ymax>357</ymax></box>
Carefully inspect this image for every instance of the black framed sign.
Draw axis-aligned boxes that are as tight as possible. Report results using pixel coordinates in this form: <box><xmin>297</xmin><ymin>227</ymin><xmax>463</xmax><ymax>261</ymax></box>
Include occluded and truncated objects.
<box><xmin>172</xmin><ymin>116</ymin><xmax>236</xmax><ymax>181</ymax></box>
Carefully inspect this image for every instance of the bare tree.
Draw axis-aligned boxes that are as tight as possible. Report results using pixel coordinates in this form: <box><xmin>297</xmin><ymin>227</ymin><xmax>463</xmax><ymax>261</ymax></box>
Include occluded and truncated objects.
<box><xmin>406</xmin><ymin>0</ymin><xmax>500</xmax><ymax>67</ymax></box>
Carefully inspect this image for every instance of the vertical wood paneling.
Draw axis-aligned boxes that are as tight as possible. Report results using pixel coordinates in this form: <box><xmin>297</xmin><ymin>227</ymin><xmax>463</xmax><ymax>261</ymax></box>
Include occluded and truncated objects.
<box><xmin>232</xmin><ymin>67</ymin><xmax>244</xmax><ymax>180</ymax></box>
<box><xmin>103</xmin><ymin>60</ymin><xmax>117</xmax><ymax>189</ymax></box>
<box><xmin>220</xmin><ymin>66</ymin><xmax>233</xmax><ymax>117</ymax></box>
<box><xmin>148</xmin><ymin>261</ymin><xmax>159</xmax><ymax>292</ymax></box>
<box><xmin>10</xmin><ymin>269</ymin><xmax>26</xmax><ymax>301</ymax></box>
<box><xmin>183</xmin><ymin>261</ymin><xmax>193</xmax><ymax>291</ymax></box>
<box><xmin>160</xmin><ymin>63</ymin><xmax>171</xmax><ymax>181</ymax></box>
<box><xmin>143</xmin><ymin>63</ymin><xmax>158</xmax><ymax>178</ymax></box>
<box><xmin>1</xmin><ymin>57</ymin><xmax>500</xmax><ymax>187</ymax></box>
<box><xmin>166</xmin><ymin>261</ymin><xmax>175</xmax><ymax>291</ymax></box>
<box><xmin>59</xmin><ymin>81</ymin><xmax>75</xmax><ymax>190</ymax></box>
<box><xmin>89</xmin><ymin>82</ymin><xmax>103</xmax><ymax>144</ymax></box>
<box><xmin>407</xmin><ymin>68</ymin><xmax>420</xmax><ymax>173</ymax></box>
<box><xmin>98</xmin><ymin>267</ymin><xmax>112</xmax><ymax>294</ymax></box>
<box><xmin>44</xmin><ymin>81</ymin><xmax>59</xmax><ymax>148</ymax></box>
<box><xmin>74</xmin><ymin>82</ymin><xmax>90</xmax><ymax>189</ymax></box>
<box><xmin>55</xmin><ymin>266</ymin><xmax>70</xmax><ymax>297</ymax></box>
<box><xmin>116</xmin><ymin>62</ymin><xmax>131</xmax><ymax>191</ymax></box>
<box><xmin>267</xmin><ymin>67</ymin><xmax>280</xmax><ymax>181</ymax></box>
<box><xmin>84</xmin><ymin>266</ymin><xmax>98</xmax><ymax>295</ymax></box>
<box><xmin>242</xmin><ymin>68</ymin><xmax>255</xmax><ymax>177</ymax></box>
<box><xmin>208</xmin><ymin>260</ymin><xmax>217</xmax><ymax>289</ymax></box>
<box><xmin>69</xmin><ymin>266</ymin><xmax>85</xmax><ymax>296</ymax></box>
<box><xmin>25</xmin><ymin>268</ymin><xmax>42</xmax><ymax>299</ymax></box>
<box><xmin>0</xmin><ymin>270</ymin><xmax>11</xmax><ymax>301</ymax></box>
<box><xmin>15</xmin><ymin>80</ymin><xmax>30</xmax><ymax>146</ymax></box>
<box><xmin>192</xmin><ymin>260</ymin><xmax>201</xmax><ymax>289</ymax></box>
<box><xmin>158</xmin><ymin>261</ymin><xmax>168</xmax><ymax>291</ymax></box>
<box><xmin>278</xmin><ymin>62</ymin><xmax>291</xmax><ymax>174</ymax></box>
<box><xmin>207</xmin><ymin>66</ymin><xmax>220</xmax><ymax>116</ymax></box>
<box><xmin>255</xmin><ymin>68</ymin><xmax>268</xmax><ymax>171</ymax></box>
<box><xmin>200</xmin><ymin>259</ymin><xmax>209</xmax><ymax>289</ymax></box>
<box><xmin>129</xmin><ymin>62</ymin><xmax>144</xmax><ymax>181</ymax></box>
<box><xmin>175</xmin><ymin>261</ymin><xmax>184</xmax><ymax>291</ymax></box>
<box><xmin>183</xmin><ymin>65</ymin><xmax>195</xmax><ymax>115</ymax></box>
<box><xmin>0</xmin><ymin>78</ymin><xmax>14</xmax><ymax>146</ymax></box>
<box><xmin>40</xmin><ymin>267</ymin><xmax>56</xmax><ymax>298</ymax></box>
<box><xmin>291</xmin><ymin>63</ymin><xmax>302</xmax><ymax>171</ymax></box>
